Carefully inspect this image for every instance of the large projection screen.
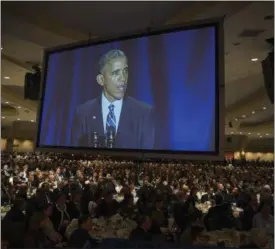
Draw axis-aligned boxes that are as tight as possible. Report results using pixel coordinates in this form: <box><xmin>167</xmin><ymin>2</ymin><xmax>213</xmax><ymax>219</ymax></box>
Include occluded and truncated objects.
<box><xmin>36</xmin><ymin>18</ymin><xmax>225</xmax><ymax>160</ymax></box>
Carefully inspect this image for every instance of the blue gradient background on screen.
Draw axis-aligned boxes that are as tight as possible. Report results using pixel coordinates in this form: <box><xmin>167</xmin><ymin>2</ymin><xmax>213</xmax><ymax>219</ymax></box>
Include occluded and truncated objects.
<box><xmin>38</xmin><ymin>26</ymin><xmax>216</xmax><ymax>152</ymax></box>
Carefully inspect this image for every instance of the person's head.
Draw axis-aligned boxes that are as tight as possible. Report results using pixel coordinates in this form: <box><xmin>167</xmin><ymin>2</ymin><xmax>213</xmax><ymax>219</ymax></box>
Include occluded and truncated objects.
<box><xmin>55</xmin><ymin>193</ymin><xmax>66</xmax><ymax>206</ymax></box>
<box><xmin>139</xmin><ymin>216</ymin><xmax>152</xmax><ymax>231</ymax></box>
<box><xmin>155</xmin><ymin>198</ymin><xmax>163</xmax><ymax>209</ymax></box>
<box><xmin>78</xmin><ymin>215</ymin><xmax>93</xmax><ymax>230</ymax></box>
<box><xmin>43</xmin><ymin>203</ymin><xmax>53</xmax><ymax>217</ymax></box>
<box><xmin>72</xmin><ymin>191</ymin><xmax>82</xmax><ymax>203</ymax></box>
<box><xmin>96</xmin><ymin>49</ymin><xmax>128</xmax><ymax>102</ymax></box>
<box><xmin>217</xmin><ymin>183</ymin><xmax>224</xmax><ymax>191</ymax></box>
<box><xmin>12</xmin><ymin>197</ymin><xmax>26</xmax><ymax>211</ymax></box>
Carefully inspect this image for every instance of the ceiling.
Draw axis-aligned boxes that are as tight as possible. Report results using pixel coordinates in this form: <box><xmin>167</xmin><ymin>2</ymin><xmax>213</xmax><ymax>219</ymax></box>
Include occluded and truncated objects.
<box><xmin>1</xmin><ymin>1</ymin><xmax>274</xmax><ymax>144</ymax></box>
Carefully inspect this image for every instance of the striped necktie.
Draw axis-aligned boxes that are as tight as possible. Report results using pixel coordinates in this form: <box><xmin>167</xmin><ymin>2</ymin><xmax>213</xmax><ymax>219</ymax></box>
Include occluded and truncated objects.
<box><xmin>106</xmin><ymin>104</ymin><xmax>116</xmax><ymax>134</ymax></box>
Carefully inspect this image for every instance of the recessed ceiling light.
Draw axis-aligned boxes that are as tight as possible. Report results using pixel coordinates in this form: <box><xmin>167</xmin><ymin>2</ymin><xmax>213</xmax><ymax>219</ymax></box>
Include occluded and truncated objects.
<box><xmin>5</xmin><ymin>101</ymin><xmax>9</xmax><ymax>104</ymax></box>
<box><xmin>252</xmin><ymin>111</ymin><xmax>255</xmax><ymax>114</ymax></box>
<box><xmin>266</xmin><ymin>134</ymin><xmax>269</xmax><ymax>136</ymax></box>
<box><xmin>235</xmin><ymin>118</ymin><xmax>238</xmax><ymax>121</ymax></box>
<box><xmin>2</xmin><ymin>117</ymin><xmax>5</xmax><ymax>119</ymax></box>
<box><xmin>257</xmin><ymin>133</ymin><xmax>260</xmax><ymax>135</ymax></box>
<box><xmin>18</xmin><ymin>106</ymin><xmax>21</xmax><ymax>108</ymax></box>
<box><xmin>263</xmin><ymin>106</ymin><xmax>266</xmax><ymax>110</ymax></box>
<box><xmin>17</xmin><ymin>118</ymin><xmax>20</xmax><ymax>121</ymax></box>
<box><xmin>242</xmin><ymin>115</ymin><xmax>246</xmax><ymax>118</ymax></box>
<box><xmin>231</xmin><ymin>132</ymin><xmax>234</xmax><ymax>134</ymax></box>
<box><xmin>1</xmin><ymin>47</ymin><xmax>2</xmax><ymax>50</ymax></box>
<box><xmin>251</xmin><ymin>58</ymin><xmax>258</xmax><ymax>62</ymax></box>
<box><xmin>260</xmin><ymin>136</ymin><xmax>263</xmax><ymax>138</ymax></box>
<box><xmin>4</xmin><ymin>76</ymin><xmax>10</xmax><ymax>79</ymax></box>
<box><xmin>240</xmin><ymin>132</ymin><xmax>242</xmax><ymax>134</ymax></box>
<box><xmin>31</xmin><ymin>120</ymin><xmax>34</xmax><ymax>122</ymax></box>
<box><xmin>248</xmin><ymin>133</ymin><xmax>251</xmax><ymax>135</ymax></box>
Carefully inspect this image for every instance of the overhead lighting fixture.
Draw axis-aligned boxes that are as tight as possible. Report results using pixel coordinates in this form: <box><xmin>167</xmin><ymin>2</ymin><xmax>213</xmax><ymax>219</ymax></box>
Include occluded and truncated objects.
<box><xmin>263</xmin><ymin>106</ymin><xmax>267</xmax><ymax>110</ymax></box>
<box><xmin>31</xmin><ymin>120</ymin><xmax>34</xmax><ymax>122</ymax></box>
<box><xmin>260</xmin><ymin>136</ymin><xmax>263</xmax><ymax>138</ymax></box>
<box><xmin>242</xmin><ymin>115</ymin><xmax>246</xmax><ymax>118</ymax></box>
<box><xmin>2</xmin><ymin>117</ymin><xmax>5</xmax><ymax>119</ymax></box>
<box><xmin>251</xmin><ymin>58</ymin><xmax>258</xmax><ymax>62</ymax></box>
<box><xmin>240</xmin><ymin>132</ymin><xmax>243</xmax><ymax>134</ymax></box>
<box><xmin>252</xmin><ymin>111</ymin><xmax>255</xmax><ymax>114</ymax></box>
<box><xmin>257</xmin><ymin>133</ymin><xmax>260</xmax><ymax>135</ymax></box>
<box><xmin>17</xmin><ymin>118</ymin><xmax>20</xmax><ymax>121</ymax></box>
<box><xmin>235</xmin><ymin>118</ymin><xmax>238</xmax><ymax>121</ymax></box>
<box><xmin>4</xmin><ymin>76</ymin><xmax>10</xmax><ymax>79</ymax></box>
<box><xmin>266</xmin><ymin>134</ymin><xmax>269</xmax><ymax>136</ymax></box>
<box><xmin>231</xmin><ymin>132</ymin><xmax>234</xmax><ymax>134</ymax></box>
<box><xmin>248</xmin><ymin>133</ymin><xmax>251</xmax><ymax>135</ymax></box>
<box><xmin>17</xmin><ymin>106</ymin><xmax>21</xmax><ymax>109</ymax></box>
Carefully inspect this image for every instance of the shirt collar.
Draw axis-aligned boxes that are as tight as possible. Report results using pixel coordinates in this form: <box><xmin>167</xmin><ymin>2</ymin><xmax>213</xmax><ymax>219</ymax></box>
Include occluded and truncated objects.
<box><xmin>102</xmin><ymin>92</ymin><xmax>123</xmax><ymax>109</ymax></box>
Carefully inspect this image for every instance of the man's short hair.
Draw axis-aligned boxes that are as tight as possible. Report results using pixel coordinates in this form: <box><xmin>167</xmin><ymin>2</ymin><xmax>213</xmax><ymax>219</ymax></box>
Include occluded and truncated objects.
<box><xmin>98</xmin><ymin>49</ymin><xmax>126</xmax><ymax>73</ymax></box>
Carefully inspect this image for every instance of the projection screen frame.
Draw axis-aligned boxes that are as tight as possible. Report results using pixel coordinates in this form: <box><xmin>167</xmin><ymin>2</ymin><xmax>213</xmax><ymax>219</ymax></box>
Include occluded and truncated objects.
<box><xmin>36</xmin><ymin>17</ymin><xmax>225</xmax><ymax>161</ymax></box>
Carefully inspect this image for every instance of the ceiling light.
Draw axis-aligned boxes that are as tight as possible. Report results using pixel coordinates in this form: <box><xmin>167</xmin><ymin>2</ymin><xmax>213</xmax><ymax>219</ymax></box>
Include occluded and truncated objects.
<box><xmin>17</xmin><ymin>118</ymin><xmax>20</xmax><ymax>121</ymax></box>
<box><xmin>260</xmin><ymin>136</ymin><xmax>263</xmax><ymax>138</ymax></box>
<box><xmin>240</xmin><ymin>132</ymin><xmax>242</xmax><ymax>134</ymax></box>
<box><xmin>5</xmin><ymin>101</ymin><xmax>9</xmax><ymax>104</ymax></box>
<box><xmin>242</xmin><ymin>115</ymin><xmax>246</xmax><ymax>118</ymax></box>
<box><xmin>248</xmin><ymin>133</ymin><xmax>251</xmax><ymax>135</ymax></box>
<box><xmin>231</xmin><ymin>132</ymin><xmax>234</xmax><ymax>134</ymax></box>
<box><xmin>4</xmin><ymin>76</ymin><xmax>10</xmax><ymax>79</ymax></box>
<box><xmin>235</xmin><ymin>118</ymin><xmax>238</xmax><ymax>121</ymax></box>
<box><xmin>17</xmin><ymin>106</ymin><xmax>21</xmax><ymax>109</ymax></box>
<box><xmin>252</xmin><ymin>111</ymin><xmax>255</xmax><ymax>114</ymax></box>
<box><xmin>257</xmin><ymin>133</ymin><xmax>260</xmax><ymax>135</ymax></box>
<box><xmin>2</xmin><ymin>117</ymin><xmax>5</xmax><ymax>119</ymax></box>
<box><xmin>1</xmin><ymin>47</ymin><xmax>2</xmax><ymax>50</ymax></box>
<box><xmin>31</xmin><ymin>120</ymin><xmax>34</xmax><ymax>122</ymax></box>
<box><xmin>251</xmin><ymin>58</ymin><xmax>258</xmax><ymax>62</ymax></box>
<box><xmin>266</xmin><ymin>134</ymin><xmax>269</xmax><ymax>136</ymax></box>
<box><xmin>263</xmin><ymin>106</ymin><xmax>266</xmax><ymax>110</ymax></box>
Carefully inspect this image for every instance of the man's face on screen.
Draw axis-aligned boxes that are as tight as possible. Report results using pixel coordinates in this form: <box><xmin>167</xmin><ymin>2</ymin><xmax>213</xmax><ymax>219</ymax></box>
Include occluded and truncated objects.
<box><xmin>97</xmin><ymin>56</ymin><xmax>128</xmax><ymax>102</ymax></box>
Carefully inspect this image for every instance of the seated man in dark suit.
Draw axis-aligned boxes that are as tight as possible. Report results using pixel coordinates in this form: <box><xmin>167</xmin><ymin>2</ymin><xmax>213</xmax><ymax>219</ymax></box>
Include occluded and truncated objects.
<box><xmin>95</xmin><ymin>191</ymin><xmax>120</xmax><ymax>218</ymax></box>
<box><xmin>68</xmin><ymin>215</ymin><xmax>98</xmax><ymax>248</ymax></box>
<box><xmin>130</xmin><ymin>216</ymin><xmax>153</xmax><ymax>242</ymax></box>
<box><xmin>71</xmin><ymin>49</ymin><xmax>155</xmax><ymax>149</ymax></box>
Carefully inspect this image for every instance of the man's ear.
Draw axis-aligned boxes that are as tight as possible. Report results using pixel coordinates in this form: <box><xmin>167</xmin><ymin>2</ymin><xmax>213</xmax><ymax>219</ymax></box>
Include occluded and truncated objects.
<box><xmin>96</xmin><ymin>74</ymin><xmax>104</xmax><ymax>86</ymax></box>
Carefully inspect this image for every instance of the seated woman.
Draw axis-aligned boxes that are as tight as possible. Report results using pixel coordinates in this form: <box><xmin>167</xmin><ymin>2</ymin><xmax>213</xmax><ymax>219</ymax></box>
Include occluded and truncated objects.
<box><xmin>41</xmin><ymin>203</ymin><xmax>62</xmax><ymax>244</ymax></box>
<box><xmin>24</xmin><ymin>212</ymin><xmax>51</xmax><ymax>248</ymax></box>
<box><xmin>252</xmin><ymin>202</ymin><xmax>274</xmax><ymax>235</ymax></box>
<box><xmin>51</xmin><ymin>192</ymin><xmax>71</xmax><ymax>238</ymax></box>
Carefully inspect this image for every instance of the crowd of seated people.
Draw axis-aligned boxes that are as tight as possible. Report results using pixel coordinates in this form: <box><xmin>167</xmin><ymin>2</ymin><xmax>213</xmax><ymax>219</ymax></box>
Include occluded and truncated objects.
<box><xmin>1</xmin><ymin>152</ymin><xmax>274</xmax><ymax>248</ymax></box>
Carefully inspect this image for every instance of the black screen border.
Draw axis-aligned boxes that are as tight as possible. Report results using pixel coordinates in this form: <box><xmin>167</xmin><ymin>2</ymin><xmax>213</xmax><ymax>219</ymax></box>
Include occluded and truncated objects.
<box><xmin>36</xmin><ymin>17</ymin><xmax>225</xmax><ymax>160</ymax></box>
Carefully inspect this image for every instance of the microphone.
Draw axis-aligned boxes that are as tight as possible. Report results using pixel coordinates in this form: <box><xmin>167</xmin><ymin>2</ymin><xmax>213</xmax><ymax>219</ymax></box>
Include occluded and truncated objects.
<box><xmin>92</xmin><ymin>132</ymin><xmax>99</xmax><ymax>148</ymax></box>
<box><xmin>106</xmin><ymin>130</ymin><xmax>115</xmax><ymax>148</ymax></box>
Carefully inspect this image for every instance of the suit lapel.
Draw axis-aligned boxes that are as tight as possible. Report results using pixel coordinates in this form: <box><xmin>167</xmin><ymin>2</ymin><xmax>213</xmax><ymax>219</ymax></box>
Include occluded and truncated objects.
<box><xmin>116</xmin><ymin>97</ymin><xmax>129</xmax><ymax>147</ymax></box>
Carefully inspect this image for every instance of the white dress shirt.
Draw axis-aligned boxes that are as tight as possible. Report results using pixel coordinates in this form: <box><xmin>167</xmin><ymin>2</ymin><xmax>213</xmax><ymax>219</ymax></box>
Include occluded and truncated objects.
<box><xmin>101</xmin><ymin>93</ymin><xmax>123</xmax><ymax>133</ymax></box>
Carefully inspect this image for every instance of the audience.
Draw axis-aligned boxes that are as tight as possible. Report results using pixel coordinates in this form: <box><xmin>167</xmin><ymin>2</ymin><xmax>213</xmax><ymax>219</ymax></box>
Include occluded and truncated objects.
<box><xmin>1</xmin><ymin>152</ymin><xmax>274</xmax><ymax>248</ymax></box>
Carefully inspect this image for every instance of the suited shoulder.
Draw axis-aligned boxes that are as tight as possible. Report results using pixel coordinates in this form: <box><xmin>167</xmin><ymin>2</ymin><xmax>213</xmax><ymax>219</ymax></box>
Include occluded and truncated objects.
<box><xmin>75</xmin><ymin>98</ymin><xmax>98</xmax><ymax>114</ymax></box>
<box><xmin>126</xmin><ymin>96</ymin><xmax>153</xmax><ymax>112</ymax></box>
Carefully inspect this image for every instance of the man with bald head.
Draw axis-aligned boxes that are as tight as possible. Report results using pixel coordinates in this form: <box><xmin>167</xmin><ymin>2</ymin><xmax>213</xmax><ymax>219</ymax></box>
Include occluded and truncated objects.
<box><xmin>71</xmin><ymin>49</ymin><xmax>155</xmax><ymax>149</ymax></box>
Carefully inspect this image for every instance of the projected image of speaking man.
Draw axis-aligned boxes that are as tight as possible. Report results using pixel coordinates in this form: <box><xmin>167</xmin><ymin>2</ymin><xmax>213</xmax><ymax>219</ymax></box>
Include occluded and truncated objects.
<box><xmin>71</xmin><ymin>49</ymin><xmax>155</xmax><ymax>149</ymax></box>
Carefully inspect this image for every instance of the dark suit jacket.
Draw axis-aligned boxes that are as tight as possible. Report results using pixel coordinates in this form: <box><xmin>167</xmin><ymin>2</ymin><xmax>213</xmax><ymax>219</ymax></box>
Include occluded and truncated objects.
<box><xmin>71</xmin><ymin>95</ymin><xmax>155</xmax><ymax>149</ymax></box>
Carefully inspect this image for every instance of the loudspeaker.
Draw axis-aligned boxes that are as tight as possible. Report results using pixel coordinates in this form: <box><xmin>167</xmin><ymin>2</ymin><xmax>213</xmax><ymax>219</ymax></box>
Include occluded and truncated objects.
<box><xmin>24</xmin><ymin>71</ymin><xmax>41</xmax><ymax>101</ymax></box>
<box><xmin>262</xmin><ymin>50</ymin><xmax>274</xmax><ymax>104</ymax></box>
